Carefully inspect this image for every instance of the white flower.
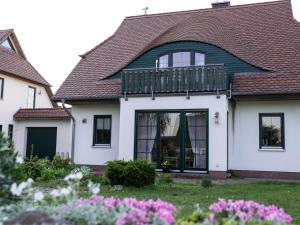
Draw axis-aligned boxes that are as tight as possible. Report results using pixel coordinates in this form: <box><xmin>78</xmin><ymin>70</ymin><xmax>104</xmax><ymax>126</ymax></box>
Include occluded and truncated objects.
<box><xmin>10</xmin><ymin>183</ymin><xmax>21</xmax><ymax>196</ymax></box>
<box><xmin>64</xmin><ymin>172</ymin><xmax>83</xmax><ymax>181</ymax></box>
<box><xmin>60</xmin><ymin>187</ymin><xmax>72</xmax><ymax>196</ymax></box>
<box><xmin>10</xmin><ymin>179</ymin><xmax>32</xmax><ymax>196</ymax></box>
<box><xmin>88</xmin><ymin>181</ymin><xmax>100</xmax><ymax>195</ymax></box>
<box><xmin>50</xmin><ymin>189</ymin><xmax>60</xmax><ymax>198</ymax></box>
<box><xmin>34</xmin><ymin>191</ymin><xmax>44</xmax><ymax>202</ymax></box>
<box><xmin>91</xmin><ymin>186</ymin><xmax>100</xmax><ymax>195</ymax></box>
<box><xmin>16</xmin><ymin>156</ymin><xmax>24</xmax><ymax>164</ymax></box>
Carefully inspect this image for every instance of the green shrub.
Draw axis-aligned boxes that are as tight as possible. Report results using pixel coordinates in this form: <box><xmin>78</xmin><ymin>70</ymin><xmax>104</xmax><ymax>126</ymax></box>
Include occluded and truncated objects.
<box><xmin>106</xmin><ymin>160</ymin><xmax>155</xmax><ymax>187</ymax></box>
<box><xmin>201</xmin><ymin>177</ymin><xmax>212</xmax><ymax>188</ymax></box>
<box><xmin>90</xmin><ymin>174</ymin><xmax>110</xmax><ymax>185</ymax></box>
<box><xmin>38</xmin><ymin>168</ymin><xmax>69</xmax><ymax>182</ymax></box>
<box><xmin>51</xmin><ymin>155</ymin><xmax>71</xmax><ymax>169</ymax></box>
<box><xmin>156</xmin><ymin>173</ymin><xmax>173</xmax><ymax>184</ymax></box>
<box><xmin>0</xmin><ymin>133</ymin><xmax>18</xmax><ymax>203</ymax></box>
<box><xmin>106</xmin><ymin>160</ymin><xmax>127</xmax><ymax>185</ymax></box>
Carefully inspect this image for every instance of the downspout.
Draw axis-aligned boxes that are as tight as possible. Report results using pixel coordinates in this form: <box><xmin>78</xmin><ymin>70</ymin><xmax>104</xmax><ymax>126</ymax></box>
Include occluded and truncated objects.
<box><xmin>61</xmin><ymin>99</ymin><xmax>76</xmax><ymax>163</ymax></box>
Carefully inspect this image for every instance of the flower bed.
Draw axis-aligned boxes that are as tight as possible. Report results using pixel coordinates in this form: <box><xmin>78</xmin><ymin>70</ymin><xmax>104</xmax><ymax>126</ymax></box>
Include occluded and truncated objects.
<box><xmin>209</xmin><ymin>199</ymin><xmax>292</xmax><ymax>224</ymax></box>
<box><xmin>46</xmin><ymin>196</ymin><xmax>176</xmax><ymax>225</ymax></box>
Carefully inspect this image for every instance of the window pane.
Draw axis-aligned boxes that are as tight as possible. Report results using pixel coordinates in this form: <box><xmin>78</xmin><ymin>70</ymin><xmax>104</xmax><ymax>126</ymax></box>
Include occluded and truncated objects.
<box><xmin>104</xmin><ymin>118</ymin><xmax>110</xmax><ymax>130</ymax></box>
<box><xmin>173</xmin><ymin>52</ymin><xmax>191</xmax><ymax>67</ymax></box>
<box><xmin>136</xmin><ymin>112</ymin><xmax>158</xmax><ymax>164</ymax></box>
<box><xmin>195</xmin><ymin>53</ymin><xmax>205</xmax><ymax>66</ymax></box>
<box><xmin>159</xmin><ymin>55</ymin><xmax>169</xmax><ymax>68</ymax></box>
<box><xmin>261</xmin><ymin>115</ymin><xmax>282</xmax><ymax>147</ymax></box>
<box><xmin>97</xmin><ymin>118</ymin><xmax>104</xmax><ymax>129</ymax></box>
<box><xmin>27</xmin><ymin>87</ymin><xmax>36</xmax><ymax>108</ymax></box>
<box><xmin>1</xmin><ymin>39</ymin><xmax>15</xmax><ymax>51</ymax></box>
<box><xmin>0</xmin><ymin>78</ymin><xmax>3</xmax><ymax>98</ymax></box>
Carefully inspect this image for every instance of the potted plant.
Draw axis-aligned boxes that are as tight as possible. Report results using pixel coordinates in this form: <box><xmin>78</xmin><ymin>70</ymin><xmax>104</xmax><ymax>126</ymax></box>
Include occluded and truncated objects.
<box><xmin>161</xmin><ymin>161</ymin><xmax>172</xmax><ymax>173</ymax></box>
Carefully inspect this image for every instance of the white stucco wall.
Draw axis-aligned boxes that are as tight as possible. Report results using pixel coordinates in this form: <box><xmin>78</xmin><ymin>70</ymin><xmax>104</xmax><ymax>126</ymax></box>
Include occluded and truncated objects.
<box><xmin>13</xmin><ymin>120</ymin><xmax>72</xmax><ymax>158</ymax></box>
<box><xmin>72</xmin><ymin>103</ymin><xmax>120</xmax><ymax>165</ymax></box>
<box><xmin>119</xmin><ymin>95</ymin><xmax>228</xmax><ymax>172</ymax></box>
<box><xmin>0</xmin><ymin>73</ymin><xmax>52</xmax><ymax>136</ymax></box>
<box><xmin>230</xmin><ymin>100</ymin><xmax>300</xmax><ymax>172</ymax></box>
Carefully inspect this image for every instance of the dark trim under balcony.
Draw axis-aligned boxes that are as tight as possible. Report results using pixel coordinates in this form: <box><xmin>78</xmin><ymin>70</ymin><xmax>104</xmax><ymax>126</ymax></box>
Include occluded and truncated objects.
<box><xmin>121</xmin><ymin>64</ymin><xmax>228</xmax><ymax>97</ymax></box>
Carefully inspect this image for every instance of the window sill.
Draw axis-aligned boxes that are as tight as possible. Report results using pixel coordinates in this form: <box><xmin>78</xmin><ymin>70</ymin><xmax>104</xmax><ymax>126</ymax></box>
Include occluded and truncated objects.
<box><xmin>92</xmin><ymin>144</ymin><xmax>111</xmax><ymax>149</ymax></box>
<box><xmin>258</xmin><ymin>147</ymin><xmax>285</xmax><ymax>152</ymax></box>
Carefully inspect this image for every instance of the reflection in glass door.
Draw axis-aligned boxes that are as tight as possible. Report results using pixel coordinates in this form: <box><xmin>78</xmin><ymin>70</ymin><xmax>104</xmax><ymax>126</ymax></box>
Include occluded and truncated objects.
<box><xmin>160</xmin><ymin>112</ymin><xmax>181</xmax><ymax>170</ymax></box>
<box><xmin>185</xmin><ymin>112</ymin><xmax>207</xmax><ymax>171</ymax></box>
<box><xmin>135</xmin><ymin>110</ymin><xmax>208</xmax><ymax>172</ymax></box>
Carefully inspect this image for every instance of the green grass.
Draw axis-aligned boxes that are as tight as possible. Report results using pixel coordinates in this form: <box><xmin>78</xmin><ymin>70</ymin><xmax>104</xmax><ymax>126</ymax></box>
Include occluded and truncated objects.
<box><xmin>102</xmin><ymin>182</ymin><xmax>300</xmax><ymax>223</ymax></box>
<box><xmin>36</xmin><ymin>181</ymin><xmax>300</xmax><ymax>223</ymax></box>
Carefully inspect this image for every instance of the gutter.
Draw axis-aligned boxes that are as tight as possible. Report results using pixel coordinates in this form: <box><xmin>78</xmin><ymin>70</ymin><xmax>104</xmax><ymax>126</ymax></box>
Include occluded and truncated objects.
<box><xmin>61</xmin><ymin>99</ymin><xmax>76</xmax><ymax>163</ymax></box>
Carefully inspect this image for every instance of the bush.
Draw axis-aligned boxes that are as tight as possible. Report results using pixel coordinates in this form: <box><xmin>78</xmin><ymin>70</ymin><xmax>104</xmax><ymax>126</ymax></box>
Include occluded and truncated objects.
<box><xmin>156</xmin><ymin>173</ymin><xmax>173</xmax><ymax>184</ymax></box>
<box><xmin>106</xmin><ymin>160</ymin><xmax>127</xmax><ymax>185</ymax></box>
<box><xmin>0</xmin><ymin>133</ymin><xmax>18</xmax><ymax>203</ymax></box>
<box><xmin>201</xmin><ymin>177</ymin><xmax>212</xmax><ymax>188</ymax></box>
<box><xmin>106</xmin><ymin>160</ymin><xmax>155</xmax><ymax>187</ymax></box>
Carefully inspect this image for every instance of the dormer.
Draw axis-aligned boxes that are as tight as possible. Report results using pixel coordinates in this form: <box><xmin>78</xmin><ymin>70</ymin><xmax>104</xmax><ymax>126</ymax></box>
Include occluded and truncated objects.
<box><xmin>1</xmin><ymin>37</ymin><xmax>15</xmax><ymax>52</ymax></box>
<box><xmin>0</xmin><ymin>29</ymin><xmax>26</xmax><ymax>59</ymax></box>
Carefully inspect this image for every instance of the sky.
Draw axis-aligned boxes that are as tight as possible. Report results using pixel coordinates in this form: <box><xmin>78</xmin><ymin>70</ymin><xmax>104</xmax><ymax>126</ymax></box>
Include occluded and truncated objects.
<box><xmin>0</xmin><ymin>0</ymin><xmax>299</xmax><ymax>92</ymax></box>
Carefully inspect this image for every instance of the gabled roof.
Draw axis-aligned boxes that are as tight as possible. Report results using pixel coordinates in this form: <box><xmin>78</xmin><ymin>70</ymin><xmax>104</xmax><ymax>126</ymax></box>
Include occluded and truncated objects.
<box><xmin>54</xmin><ymin>0</ymin><xmax>300</xmax><ymax>100</ymax></box>
<box><xmin>14</xmin><ymin>108</ymin><xmax>71</xmax><ymax>121</ymax></box>
<box><xmin>0</xmin><ymin>29</ymin><xmax>50</xmax><ymax>86</ymax></box>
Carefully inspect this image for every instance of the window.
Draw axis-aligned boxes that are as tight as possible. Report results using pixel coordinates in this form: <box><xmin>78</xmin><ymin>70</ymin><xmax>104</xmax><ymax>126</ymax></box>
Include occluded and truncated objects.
<box><xmin>8</xmin><ymin>124</ymin><xmax>13</xmax><ymax>139</ymax></box>
<box><xmin>0</xmin><ymin>77</ymin><xmax>4</xmax><ymax>99</ymax></box>
<box><xmin>93</xmin><ymin>115</ymin><xmax>112</xmax><ymax>146</ymax></box>
<box><xmin>158</xmin><ymin>54</ymin><xmax>169</xmax><ymax>68</ymax></box>
<box><xmin>259</xmin><ymin>113</ymin><xmax>284</xmax><ymax>149</ymax></box>
<box><xmin>195</xmin><ymin>53</ymin><xmax>205</xmax><ymax>66</ymax></box>
<box><xmin>157</xmin><ymin>51</ymin><xmax>205</xmax><ymax>68</ymax></box>
<box><xmin>27</xmin><ymin>86</ymin><xmax>36</xmax><ymax>108</ymax></box>
<box><xmin>1</xmin><ymin>38</ymin><xmax>15</xmax><ymax>51</ymax></box>
<box><xmin>172</xmin><ymin>52</ymin><xmax>191</xmax><ymax>67</ymax></box>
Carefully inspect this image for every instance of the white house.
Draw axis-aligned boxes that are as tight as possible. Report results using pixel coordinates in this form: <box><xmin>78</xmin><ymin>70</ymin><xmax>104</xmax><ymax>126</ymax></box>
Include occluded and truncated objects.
<box><xmin>0</xmin><ymin>29</ymin><xmax>72</xmax><ymax>159</ymax></box>
<box><xmin>54</xmin><ymin>0</ymin><xmax>300</xmax><ymax>179</ymax></box>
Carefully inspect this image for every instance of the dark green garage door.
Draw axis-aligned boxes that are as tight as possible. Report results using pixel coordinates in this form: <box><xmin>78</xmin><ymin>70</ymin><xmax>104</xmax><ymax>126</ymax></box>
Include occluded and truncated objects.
<box><xmin>26</xmin><ymin>127</ymin><xmax>57</xmax><ymax>160</ymax></box>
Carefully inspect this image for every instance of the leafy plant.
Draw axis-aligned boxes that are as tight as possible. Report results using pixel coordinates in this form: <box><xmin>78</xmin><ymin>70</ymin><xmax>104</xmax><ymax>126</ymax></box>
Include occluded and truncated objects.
<box><xmin>106</xmin><ymin>160</ymin><xmax>155</xmax><ymax>187</ymax></box>
<box><xmin>156</xmin><ymin>173</ymin><xmax>173</xmax><ymax>184</ymax></box>
<box><xmin>0</xmin><ymin>133</ymin><xmax>18</xmax><ymax>203</ymax></box>
<box><xmin>201</xmin><ymin>177</ymin><xmax>212</xmax><ymax>188</ymax></box>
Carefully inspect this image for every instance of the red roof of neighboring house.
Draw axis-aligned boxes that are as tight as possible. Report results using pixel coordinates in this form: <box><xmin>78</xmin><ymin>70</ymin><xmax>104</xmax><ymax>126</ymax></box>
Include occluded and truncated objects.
<box><xmin>54</xmin><ymin>0</ymin><xmax>300</xmax><ymax>100</ymax></box>
<box><xmin>14</xmin><ymin>108</ymin><xmax>71</xmax><ymax>121</ymax></box>
<box><xmin>0</xmin><ymin>29</ymin><xmax>50</xmax><ymax>86</ymax></box>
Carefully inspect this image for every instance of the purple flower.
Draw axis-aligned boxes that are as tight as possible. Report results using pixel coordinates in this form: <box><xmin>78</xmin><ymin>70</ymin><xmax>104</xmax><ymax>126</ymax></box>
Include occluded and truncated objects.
<box><xmin>209</xmin><ymin>199</ymin><xmax>292</xmax><ymax>224</ymax></box>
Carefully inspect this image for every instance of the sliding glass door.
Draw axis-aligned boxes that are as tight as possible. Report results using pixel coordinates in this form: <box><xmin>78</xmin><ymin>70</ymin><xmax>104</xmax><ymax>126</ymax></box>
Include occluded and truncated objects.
<box><xmin>135</xmin><ymin>110</ymin><xmax>208</xmax><ymax>172</ymax></box>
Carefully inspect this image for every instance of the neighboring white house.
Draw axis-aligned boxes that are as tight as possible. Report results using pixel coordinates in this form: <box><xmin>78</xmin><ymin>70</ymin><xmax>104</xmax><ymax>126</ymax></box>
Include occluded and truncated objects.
<box><xmin>54</xmin><ymin>0</ymin><xmax>300</xmax><ymax>179</ymax></box>
<box><xmin>0</xmin><ymin>29</ymin><xmax>72</xmax><ymax>159</ymax></box>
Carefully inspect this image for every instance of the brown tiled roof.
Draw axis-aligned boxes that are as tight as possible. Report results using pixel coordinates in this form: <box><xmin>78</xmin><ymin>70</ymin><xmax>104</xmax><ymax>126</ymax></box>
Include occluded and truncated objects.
<box><xmin>0</xmin><ymin>29</ymin><xmax>50</xmax><ymax>86</ymax></box>
<box><xmin>14</xmin><ymin>108</ymin><xmax>71</xmax><ymax>121</ymax></box>
<box><xmin>54</xmin><ymin>0</ymin><xmax>300</xmax><ymax>99</ymax></box>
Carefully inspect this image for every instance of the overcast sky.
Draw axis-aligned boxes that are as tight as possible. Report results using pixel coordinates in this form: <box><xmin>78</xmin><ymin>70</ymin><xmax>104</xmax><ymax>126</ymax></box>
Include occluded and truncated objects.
<box><xmin>0</xmin><ymin>0</ymin><xmax>299</xmax><ymax>92</ymax></box>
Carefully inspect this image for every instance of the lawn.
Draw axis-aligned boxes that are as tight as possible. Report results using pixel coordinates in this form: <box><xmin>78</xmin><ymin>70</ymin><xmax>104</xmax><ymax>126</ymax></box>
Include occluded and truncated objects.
<box><xmin>36</xmin><ymin>180</ymin><xmax>300</xmax><ymax>223</ymax></box>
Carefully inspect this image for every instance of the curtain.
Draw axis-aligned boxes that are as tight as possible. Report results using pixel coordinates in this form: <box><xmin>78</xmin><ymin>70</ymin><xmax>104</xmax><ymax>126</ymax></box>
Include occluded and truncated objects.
<box><xmin>187</xmin><ymin>114</ymin><xmax>201</xmax><ymax>168</ymax></box>
<box><xmin>146</xmin><ymin>126</ymin><xmax>157</xmax><ymax>163</ymax></box>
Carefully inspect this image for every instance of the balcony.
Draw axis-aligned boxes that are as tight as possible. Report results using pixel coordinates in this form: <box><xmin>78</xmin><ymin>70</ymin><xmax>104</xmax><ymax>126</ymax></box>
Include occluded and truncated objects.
<box><xmin>121</xmin><ymin>64</ymin><xmax>228</xmax><ymax>97</ymax></box>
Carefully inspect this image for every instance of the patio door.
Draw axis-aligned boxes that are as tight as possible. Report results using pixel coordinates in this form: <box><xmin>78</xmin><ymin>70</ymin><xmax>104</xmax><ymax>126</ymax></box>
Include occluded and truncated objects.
<box><xmin>135</xmin><ymin>110</ymin><xmax>208</xmax><ymax>172</ymax></box>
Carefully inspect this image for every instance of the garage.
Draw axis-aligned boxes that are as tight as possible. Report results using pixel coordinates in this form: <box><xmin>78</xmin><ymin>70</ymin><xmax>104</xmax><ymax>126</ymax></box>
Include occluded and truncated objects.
<box><xmin>13</xmin><ymin>108</ymin><xmax>72</xmax><ymax>160</ymax></box>
<box><xmin>26</xmin><ymin>127</ymin><xmax>57</xmax><ymax>159</ymax></box>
